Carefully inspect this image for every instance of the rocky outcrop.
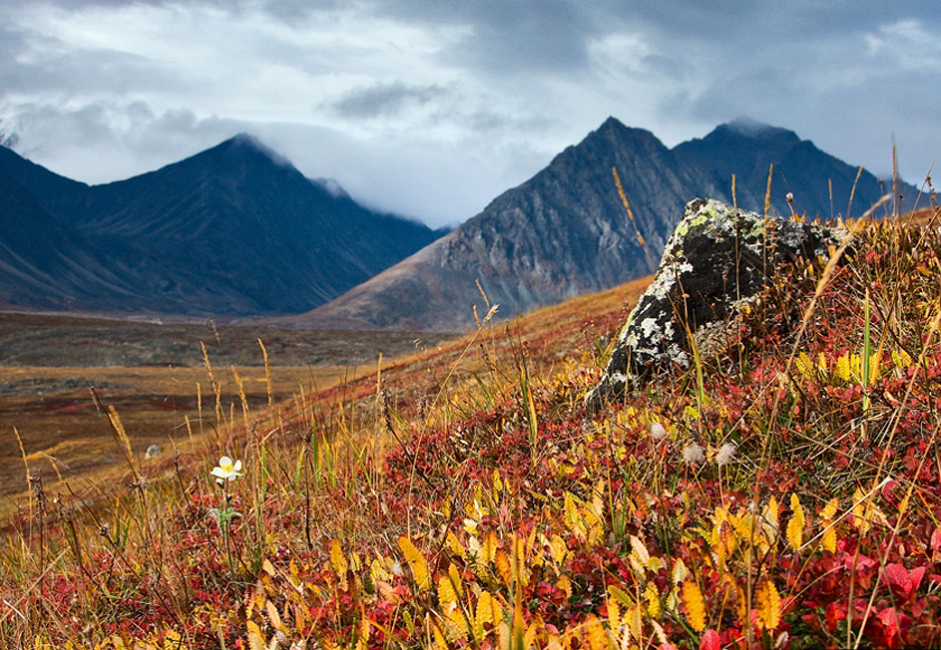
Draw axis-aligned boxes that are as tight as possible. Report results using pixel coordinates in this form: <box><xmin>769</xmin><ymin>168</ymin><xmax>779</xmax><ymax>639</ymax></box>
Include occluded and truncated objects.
<box><xmin>586</xmin><ymin>198</ymin><xmax>849</xmax><ymax>408</ymax></box>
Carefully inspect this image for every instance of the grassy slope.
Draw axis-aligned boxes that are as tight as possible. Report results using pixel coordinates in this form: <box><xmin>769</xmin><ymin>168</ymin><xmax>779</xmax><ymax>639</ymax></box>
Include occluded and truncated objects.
<box><xmin>2</xmin><ymin>209</ymin><xmax>941</xmax><ymax>648</ymax></box>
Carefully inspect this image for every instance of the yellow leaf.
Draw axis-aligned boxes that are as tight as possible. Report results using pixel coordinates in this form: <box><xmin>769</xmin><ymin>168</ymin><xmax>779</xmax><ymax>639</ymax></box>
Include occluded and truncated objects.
<box><xmin>438</xmin><ymin>574</ymin><xmax>458</xmax><ymax>608</ymax></box>
<box><xmin>557</xmin><ymin>574</ymin><xmax>572</xmax><ymax>600</ymax></box>
<box><xmin>627</xmin><ymin>604</ymin><xmax>643</xmax><ymax>641</ymax></box>
<box><xmin>756</xmin><ymin>579</ymin><xmax>781</xmax><ymax>631</ymax></box>
<box><xmin>474</xmin><ymin>591</ymin><xmax>493</xmax><ymax>641</ymax></box>
<box><xmin>398</xmin><ymin>536</ymin><xmax>430</xmax><ymax>591</ymax></box>
<box><xmin>550</xmin><ymin>535</ymin><xmax>568</xmax><ymax>564</ymax></box>
<box><xmin>821</xmin><ymin>497</ymin><xmax>839</xmax><ymax>553</ymax></box>
<box><xmin>265</xmin><ymin>599</ymin><xmax>283</xmax><ymax>632</ymax></box>
<box><xmin>645</xmin><ymin>582</ymin><xmax>661</xmax><ymax>619</ymax></box>
<box><xmin>892</xmin><ymin>348</ymin><xmax>912</xmax><ymax>370</ymax></box>
<box><xmin>870</xmin><ymin>351</ymin><xmax>882</xmax><ymax>384</ymax></box>
<box><xmin>629</xmin><ymin>535</ymin><xmax>650</xmax><ymax>568</ymax></box>
<box><xmin>356</xmin><ymin>615</ymin><xmax>370</xmax><ymax>650</ymax></box>
<box><xmin>591</xmin><ymin>478</ymin><xmax>606</xmax><ymax>519</ymax></box>
<box><xmin>851</xmin><ymin>488</ymin><xmax>870</xmax><ymax>534</ymax></box>
<box><xmin>246</xmin><ymin>621</ymin><xmax>266</xmax><ymax>650</ymax></box>
<box><xmin>671</xmin><ymin>558</ymin><xmax>690</xmax><ymax>585</ymax></box>
<box><xmin>431</xmin><ymin>618</ymin><xmax>448</xmax><ymax>649</ymax></box>
<box><xmin>608</xmin><ymin>584</ymin><xmax>634</xmax><ymax>608</ymax></box>
<box><xmin>787</xmin><ymin>493</ymin><xmax>805</xmax><ymax>552</ymax></box>
<box><xmin>583</xmin><ymin>615</ymin><xmax>608</xmax><ymax>650</ymax></box>
<box><xmin>330</xmin><ymin>539</ymin><xmax>347</xmax><ymax>576</ymax></box>
<box><xmin>564</xmin><ymin>492</ymin><xmax>583</xmax><ymax>535</ymax></box>
<box><xmin>607</xmin><ymin>594</ymin><xmax>621</xmax><ymax>631</ymax></box>
<box><xmin>446</xmin><ymin>530</ymin><xmax>465</xmax><ymax>556</ymax></box>
<box><xmin>682</xmin><ymin>580</ymin><xmax>706</xmax><ymax>632</ymax></box>
<box><xmin>483</xmin><ymin>531</ymin><xmax>498</xmax><ymax>565</ymax></box>
<box><xmin>836</xmin><ymin>354</ymin><xmax>851</xmax><ymax>381</ymax></box>
<box><xmin>524</xmin><ymin>620</ymin><xmax>540</xmax><ymax>649</ymax></box>
<box><xmin>795</xmin><ymin>352</ymin><xmax>813</xmax><ymax>381</ymax></box>
<box><xmin>495</xmin><ymin>550</ymin><xmax>512</xmax><ymax>587</ymax></box>
<box><xmin>162</xmin><ymin>629</ymin><xmax>183</xmax><ymax>650</ymax></box>
<box><xmin>446</xmin><ymin>608</ymin><xmax>467</xmax><ymax>641</ymax></box>
<box><xmin>448</xmin><ymin>563</ymin><xmax>463</xmax><ymax>599</ymax></box>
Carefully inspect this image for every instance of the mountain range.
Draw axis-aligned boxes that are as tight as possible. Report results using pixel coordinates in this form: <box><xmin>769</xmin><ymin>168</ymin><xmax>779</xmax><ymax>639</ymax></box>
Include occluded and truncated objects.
<box><xmin>0</xmin><ymin>118</ymin><xmax>917</xmax><ymax>329</ymax></box>
<box><xmin>0</xmin><ymin>135</ymin><xmax>445</xmax><ymax>316</ymax></box>
<box><xmin>292</xmin><ymin>117</ymin><xmax>916</xmax><ymax>331</ymax></box>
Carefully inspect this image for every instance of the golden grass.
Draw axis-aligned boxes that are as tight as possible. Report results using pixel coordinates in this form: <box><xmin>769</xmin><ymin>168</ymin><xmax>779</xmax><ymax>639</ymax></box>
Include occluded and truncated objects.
<box><xmin>0</xmin><ymin>364</ymin><xmax>363</xmax><ymax>520</ymax></box>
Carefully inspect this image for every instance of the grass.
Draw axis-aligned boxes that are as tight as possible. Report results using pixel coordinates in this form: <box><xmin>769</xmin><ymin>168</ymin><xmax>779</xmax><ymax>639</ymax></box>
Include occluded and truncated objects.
<box><xmin>1</xmin><ymin>205</ymin><xmax>941</xmax><ymax>649</ymax></box>
<box><xmin>0</xmin><ymin>364</ymin><xmax>367</xmax><ymax>520</ymax></box>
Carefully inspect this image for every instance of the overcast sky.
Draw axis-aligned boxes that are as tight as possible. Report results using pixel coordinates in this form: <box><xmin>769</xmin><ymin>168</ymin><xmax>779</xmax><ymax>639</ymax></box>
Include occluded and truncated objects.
<box><xmin>0</xmin><ymin>1</ymin><xmax>938</xmax><ymax>227</ymax></box>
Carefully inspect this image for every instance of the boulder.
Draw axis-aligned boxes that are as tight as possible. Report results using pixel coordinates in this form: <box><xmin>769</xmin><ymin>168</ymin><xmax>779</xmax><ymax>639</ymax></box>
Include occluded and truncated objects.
<box><xmin>586</xmin><ymin>197</ymin><xmax>849</xmax><ymax>408</ymax></box>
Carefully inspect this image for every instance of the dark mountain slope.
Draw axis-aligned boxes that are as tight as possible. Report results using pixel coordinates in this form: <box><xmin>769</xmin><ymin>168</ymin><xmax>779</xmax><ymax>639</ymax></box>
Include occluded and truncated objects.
<box><xmin>0</xmin><ymin>135</ymin><xmax>444</xmax><ymax>316</ymax></box>
<box><xmin>0</xmin><ymin>145</ymin><xmax>91</xmax><ymax>219</ymax></box>
<box><xmin>0</xmin><ymin>165</ymin><xmax>134</xmax><ymax>310</ymax></box>
<box><xmin>66</xmin><ymin>135</ymin><xmax>445</xmax><ymax>314</ymax></box>
<box><xmin>674</xmin><ymin>118</ymin><xmax>911</xmax><ymax>219</ymax></box>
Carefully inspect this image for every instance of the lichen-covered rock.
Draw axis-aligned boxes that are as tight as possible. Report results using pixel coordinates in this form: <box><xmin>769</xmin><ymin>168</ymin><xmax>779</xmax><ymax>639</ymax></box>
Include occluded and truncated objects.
<box><xmin>586</xmin><ymin>197</ymin><xmax>849</xmax><ymax>408</ymax></box>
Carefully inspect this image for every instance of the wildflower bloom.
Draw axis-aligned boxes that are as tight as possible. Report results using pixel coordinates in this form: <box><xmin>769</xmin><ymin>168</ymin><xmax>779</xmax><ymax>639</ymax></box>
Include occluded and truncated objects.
<box><xmin>715</xmin><ymin>442</ymin><xmax>737</xmax><ymax>467</ymax></box>
<box><xmin>211</xmin><ymin>456</ymin><xmax>243</xmax><ymax>482</ymax></box>
<box><xmin>682</xmin><ymin>442</ymin><xmax>705</xmax><ymax>466</ymax></box>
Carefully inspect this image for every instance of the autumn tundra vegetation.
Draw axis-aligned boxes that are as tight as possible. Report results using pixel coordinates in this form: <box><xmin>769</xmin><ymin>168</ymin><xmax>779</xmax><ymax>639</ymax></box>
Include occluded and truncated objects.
<box><xmin>1</xmin><ymin>199</ymin><xmax>941</xmax><ymax>649</ymax></box>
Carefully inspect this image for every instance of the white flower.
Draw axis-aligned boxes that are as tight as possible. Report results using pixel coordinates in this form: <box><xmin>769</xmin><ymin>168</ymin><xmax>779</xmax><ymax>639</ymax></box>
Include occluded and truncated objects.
<box><xmin>682</xmin><ymin>442</ymin><xmax>705</xmax><ymax>466</ymax></box>
<box><xmin>650</xmin><ymin>422</ymin><xmax>667</xmax><ymax>440</ymax></box>
<box><xmin>211</xmin><ymin>456</ymin><xmax>243</xmax><ymax>481</ymax></box>
<box><xmin>715</xmin><ymin>442</ymin><xmax>737</xmax><ymax>467</ymax></box>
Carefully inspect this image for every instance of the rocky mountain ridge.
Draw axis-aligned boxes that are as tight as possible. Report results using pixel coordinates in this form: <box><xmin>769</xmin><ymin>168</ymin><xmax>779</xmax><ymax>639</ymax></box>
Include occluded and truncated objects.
<box><xmin>296</xmin><ymin>117</ymin><xmax>914</xmax><ymax>331</ymax></box>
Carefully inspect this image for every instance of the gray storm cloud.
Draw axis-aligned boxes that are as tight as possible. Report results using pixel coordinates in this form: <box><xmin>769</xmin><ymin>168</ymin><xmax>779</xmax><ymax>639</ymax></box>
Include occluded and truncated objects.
<box><xmin>0</xmin><ymin>0</ymin><xmax>938</xmax><ymax>227</ymax></box>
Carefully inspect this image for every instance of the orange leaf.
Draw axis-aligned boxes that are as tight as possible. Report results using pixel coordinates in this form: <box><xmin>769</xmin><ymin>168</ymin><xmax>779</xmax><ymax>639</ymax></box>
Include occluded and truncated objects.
<box><xmin>787</xmin><ymin>493</ymin><xmax>805</xmax><ymax>552</ymax></box>
<box><xmin>756</xmin><ymin>578</ymin><xmax>781</xmax><ymax>630</ymax></box>
<box><xmin>682</xmin><ymin>580</ymin><xmax>707</xmax><ymax>632</ymax></box>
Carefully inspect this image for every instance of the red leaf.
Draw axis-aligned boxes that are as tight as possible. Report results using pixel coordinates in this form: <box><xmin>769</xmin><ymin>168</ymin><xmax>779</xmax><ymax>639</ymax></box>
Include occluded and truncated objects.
<box><xmin>700</xmin><ymin>630</ymin><xmax>722</xmax><ymax>650</ymax></box>
<box><xmin>884</xmin><ymin>563</ymin><xmax>915</xmax><ymax>600</ymax></box>
<box><xmin>909</xmin><ymin>566</ymin><xmax>926</xmax><ymax>594</ymax></box>
<box><xmin>826</xmin><ymin>601</ymin><xmax>846</xmax><ymax>633</ymax></box>
<box><xmin>931</xmin><ymin>527</ymin><xmax>941</xmax><ymax>551</ymax></box>
<box><xmin>876</xmin><ymin>607</ymin><xmax>911</xmax><ymax>649</ymax></box>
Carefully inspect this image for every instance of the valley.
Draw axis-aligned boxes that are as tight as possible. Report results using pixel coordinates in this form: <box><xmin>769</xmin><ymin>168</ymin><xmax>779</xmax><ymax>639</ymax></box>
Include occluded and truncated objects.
<box><xmin>0</xmin><ymin>312</ymin><xmax>454</xmax><ymax>518</ymax></box>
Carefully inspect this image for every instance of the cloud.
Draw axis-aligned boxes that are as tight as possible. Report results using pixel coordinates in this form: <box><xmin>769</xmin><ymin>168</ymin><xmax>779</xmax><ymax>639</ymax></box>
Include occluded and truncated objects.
<box><xmin>0</xmin><ymin>0</ymin><xmax>938</xmax><ymax>225</ymax></box>
<box><xmin>331</xmin><ymin>81</ymin><xmax>449</xmax><ymax>119</ymax></box>
<box><xmin>0</xmin><ymin>99</ymin><xmax>243</xmax><ymax>182</ymax></box>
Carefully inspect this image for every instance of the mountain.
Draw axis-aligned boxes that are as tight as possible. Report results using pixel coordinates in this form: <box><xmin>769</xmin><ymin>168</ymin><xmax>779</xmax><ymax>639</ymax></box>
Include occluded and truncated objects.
<box><xmin>0</xmin><ymin>164</ymin><xmax>136</xmax><ymax>311</ymax></box>
<box><xmin>0</xmin><ymin>135</ymin><xmax>445</xmax><ymax>316</ymax></box>
<box><xmin>296</xmin><ymin>117</ymin><xmax>917</xmax><ymax>331</ymax></box>
<box><xmin>673</xmin><ymin>116</ymin><xmax>901</xmax><ymax>219</ymax></box>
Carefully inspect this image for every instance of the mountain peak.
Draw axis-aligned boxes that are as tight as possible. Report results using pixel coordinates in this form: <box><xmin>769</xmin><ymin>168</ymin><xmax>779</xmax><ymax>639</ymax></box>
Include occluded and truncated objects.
<box><xmin>219</xmin><ymin>132</ymin><xmax>292</xmax><ymax>168</ymax></box>
<box><xmin>721</xmin><ymin>117</ymin><xmax>799</xmax><ymax>142</ymax></box>
<box><xmin>595</xmin><ymin>116</ymin><xmax>657</xmax><ymax>139</ymax></box>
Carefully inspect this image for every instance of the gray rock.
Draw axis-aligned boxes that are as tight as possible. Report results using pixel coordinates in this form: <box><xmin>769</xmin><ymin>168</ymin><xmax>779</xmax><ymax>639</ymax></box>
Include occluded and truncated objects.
<box><xmin>586</xmin><ymin>198</ymin><xmax>849</xmax><ymax>408</ymax></box>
